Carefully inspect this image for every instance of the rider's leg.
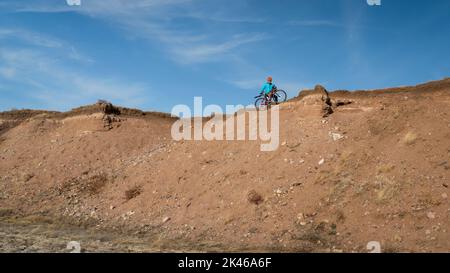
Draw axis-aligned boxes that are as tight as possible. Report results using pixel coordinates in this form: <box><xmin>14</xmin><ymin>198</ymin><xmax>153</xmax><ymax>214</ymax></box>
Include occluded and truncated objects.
<box><xmin>268</xmin><ymin>91</ymin><xmax>274</xmax><ymax>102</ymax></box>
<box><xmin>272</xmin><ymin>90</ymin><xmax>278</xmax><ymax>103</ymax></box>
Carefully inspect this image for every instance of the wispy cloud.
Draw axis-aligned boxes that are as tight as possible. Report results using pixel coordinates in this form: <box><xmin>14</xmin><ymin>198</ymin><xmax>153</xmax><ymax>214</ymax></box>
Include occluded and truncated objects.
<box><xmin>0</xmin><ymin>28</ymin><xmax>63</xmax><ymax>48</ymax></box>
<box><xmin>0</xmin><ymin>27</ymin><xmax>93</xmax><ymax>63</ymax></box>
<box><xmin>287</xmin><ymin>20</ymin><xmax>340</xmax><ymax>27</ymax></box>
<box><xmin>287</xmin><ymin>18</ymin><xmax>379</xmax><ymax>30</ymax></box>
<box><xmin>4</xmin><ymin>0</ymin><xmax>267</xmax><ymax>65</ymax></box>
<box><xmin>180</xmin><ymin>10</ymin><xmax>266</xmax><ymax>24</ymax></box>
<box><xmin>4</xmin><ymin>0</ymin><xmax>186</xmax><ymax>14</ymax></box>
<box><xmin>0</xmin><ymin>26</ymin><xmax>148</xmax><ymax>110</ymax></box>
<box><xmin>169</xmin><ymin>33</ymin><xmax>268</xmax><ymax>64</ymax></box>
<box><xmin>0</xmin><ymin>47</ymin><xmax>149</xmax><ymax>110</ymax></box>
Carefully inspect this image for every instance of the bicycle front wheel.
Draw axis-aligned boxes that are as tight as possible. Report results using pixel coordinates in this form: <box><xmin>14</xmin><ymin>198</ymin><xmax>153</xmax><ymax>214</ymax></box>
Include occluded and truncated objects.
<box><xmin>274</xmin><ymin>90</ymin><xmax>287</xmax><ymax>103</ymax></box>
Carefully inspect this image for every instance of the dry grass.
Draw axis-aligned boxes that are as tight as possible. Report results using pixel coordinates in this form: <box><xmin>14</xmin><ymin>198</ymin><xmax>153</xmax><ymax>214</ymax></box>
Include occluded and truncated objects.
<box><xmin>125</xmin><ymin>185</ymin><xmax>143</xmax><ymax>201</ymax></box>
<box><xmin>292</xmin><ymin>222</ymin><xmax>337</xmax><ymax>251</ymax></box>
<box><xmin>84</xmin><ymin>174</ymin><xmax>109</xmax><ymax>195</ymax></box>
<box><xmin>315</xmin><ymin>151</ymin><xmax>354</xmax><ymax>185</ymax></box>
<box><xmin>374</xmin><ymin>175</ymin><xmax>400</xmax><ymax>202</ymax></box>
<box><xmin>339</xmin><ymin>150</ymin><xmax>354</xmax><ymax>163</ymax></box>
<box><xmin>328</xmin><ymin>177</ymin><xmax>352</xmax><ymax>203</ymax></box>
<box><xmin>355</xmin><ymin>180</ymin><xmax>370</xmax><ymax>195</ymax></box>
<box><xmin>416</xmin><ymin>193</ymin><xmax>442</xmax><ymax>209</ymax></box>
<box><xmin>377</xmin><ymin>163</ymin><xmax>396</xmax><ymax>174</ymax></box>
<box><xmin>335</xmin><ymin>210</ymin><xmax>346</xmax><ymax>223</ymax></box>
<box><xmin>315</xmin><ymin>170</ymin><xmax>334</xmax><ymax>185</ymax></box>
<box><xmin>315</xmin><ymin>151</ymin><xmax>357</xmax><ymax>204</ymax></box>
<box><xmin>368</xmin><ymin>118</ymin><xmax>389</xmax><ymax>136</ymax></box>
<box><xmin>0</xmin><ymin>208</ymin><xmax>15</xmax><ymax>218</ymax></box>
<box><xmin>59</xmin><ymin>173</ymin><xmax>109</xmax><ymax>196</ymax></box>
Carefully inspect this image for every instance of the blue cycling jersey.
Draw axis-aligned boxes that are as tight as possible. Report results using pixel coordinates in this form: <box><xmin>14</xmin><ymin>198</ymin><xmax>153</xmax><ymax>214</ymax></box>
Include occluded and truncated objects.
<box><xmin>260</xmin><ymin>82</ymin><xmax>276</xmax><ymax>94</ymax></box>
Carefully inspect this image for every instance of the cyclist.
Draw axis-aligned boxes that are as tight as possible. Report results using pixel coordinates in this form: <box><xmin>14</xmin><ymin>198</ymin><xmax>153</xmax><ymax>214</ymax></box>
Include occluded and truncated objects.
<box><xmin>260</xmin><ymin>76</ymin><xmax>277</xmax><ymax>102</ymax></box>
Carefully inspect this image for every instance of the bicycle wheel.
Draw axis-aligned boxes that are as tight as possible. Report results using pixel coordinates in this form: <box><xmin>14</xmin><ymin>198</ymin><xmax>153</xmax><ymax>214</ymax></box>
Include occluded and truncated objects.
<box><xmin>274</xmin><ymin>90</ymin><xmax>287</xmax><ymax>103</ymax></box>
<box><xmin>254</xmin><ymin>97</ymin><xmax>268</xmax><ymax>110</ymax></box>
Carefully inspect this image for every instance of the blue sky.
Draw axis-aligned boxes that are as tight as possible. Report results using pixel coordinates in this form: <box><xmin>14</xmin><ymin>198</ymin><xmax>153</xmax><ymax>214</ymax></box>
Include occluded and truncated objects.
<box><xmin>0</xmin><ymin>0</ymin><xmax>449</xmax><ymax>112</ymax></box>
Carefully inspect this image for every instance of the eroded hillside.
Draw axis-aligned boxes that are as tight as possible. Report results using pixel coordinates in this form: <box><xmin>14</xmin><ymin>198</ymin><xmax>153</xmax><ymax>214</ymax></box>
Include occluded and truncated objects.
<box><xmin>1</xmin><ymin>79</ymin><xmax>450</xmax><ymax>252</ymax></box>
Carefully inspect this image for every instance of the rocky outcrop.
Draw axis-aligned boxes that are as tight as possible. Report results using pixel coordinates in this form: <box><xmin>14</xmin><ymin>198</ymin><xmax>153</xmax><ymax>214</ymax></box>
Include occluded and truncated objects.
<box><xmin>96</xmin><ymin>100</ymin><xmax>121</xmax><ymax>115</ymax></box>
<box><xmin>296</xmin><ymin>85</ymin><xmax>354</xmax><ymax>117</ymax></box>
<box><xmin>297</xmin><ymin>85</ymin><xmax>333</xmax><ymax>117</ymax></box>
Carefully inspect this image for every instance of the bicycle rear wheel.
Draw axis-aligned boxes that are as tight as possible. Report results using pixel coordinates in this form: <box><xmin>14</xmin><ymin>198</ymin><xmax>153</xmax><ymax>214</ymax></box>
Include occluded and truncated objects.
<box><xmin>254</xmin><ymin>97</ymin><xmax>268</xmax><ymax>110</ymax></box>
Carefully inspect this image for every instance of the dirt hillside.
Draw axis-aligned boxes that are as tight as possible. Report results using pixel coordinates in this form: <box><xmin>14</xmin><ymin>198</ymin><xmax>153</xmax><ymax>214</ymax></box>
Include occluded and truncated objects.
<box><xmin>1</xmin><ymin>78</ymin><xmax>450</xmax><ymax>252</ymax></box>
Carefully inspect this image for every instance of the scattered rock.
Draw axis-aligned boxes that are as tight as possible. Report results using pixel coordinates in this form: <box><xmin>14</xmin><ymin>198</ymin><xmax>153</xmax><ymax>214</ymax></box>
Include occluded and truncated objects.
<box><xmin>274</xmin><ymin>188</ymin><xmax>283</xmax><ymax>195</ymax></box>
<box><xmin>329</xmin><ymin>132</ymin><xmax>344</xmax><ymax>141</ymax></box>
<box><xmin>427</xmin><ymin>212</ymin><xmax>436</xmax><ymax>219</ymax></box>
<box><xmin>103</xmin><ymin>114</ymin><xmax>121</xmax><ymax>130</ymax></box>
<box><xmin>403</xmin><ymin>132</ymin><xmax>418</xmax><ymax>145</ymax></box>
<box><xmin>438</xmin><ymin>161</ymin><xmax>448</xmax><ymax>167</ymax></box>
<box><xmin>21</xmin><ymin>173</ymin><xmax>34</xmax><ymax>182</ymax></box>
<box><xmin>247</xmin><ymin>190</ymin><xmax>263</xmax><ymax>205</ymax></box>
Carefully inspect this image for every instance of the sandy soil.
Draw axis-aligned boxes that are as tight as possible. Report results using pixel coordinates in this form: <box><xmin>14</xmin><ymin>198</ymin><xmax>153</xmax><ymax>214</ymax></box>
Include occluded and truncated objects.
<box><xmin>1</xmin><ymin>78</ymin><xmax>450</xmax><ymax>253</ymax></box>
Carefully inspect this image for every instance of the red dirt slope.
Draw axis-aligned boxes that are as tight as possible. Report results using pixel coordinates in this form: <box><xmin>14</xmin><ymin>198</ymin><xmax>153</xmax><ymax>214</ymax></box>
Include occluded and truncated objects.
<box><xmin>1</xmin><ymin>79</ymin><xmax>450</xmax><ymax>252</ymax></box>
